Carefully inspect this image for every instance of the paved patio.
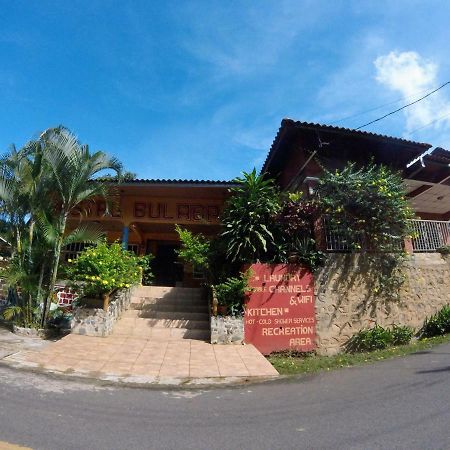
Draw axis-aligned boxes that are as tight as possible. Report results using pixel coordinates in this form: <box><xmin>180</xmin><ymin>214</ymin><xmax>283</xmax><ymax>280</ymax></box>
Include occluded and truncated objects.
<box><xmin>4</xmin><ymin>333</ymin><xmax>278</xmax><ymax>382</ymax></box>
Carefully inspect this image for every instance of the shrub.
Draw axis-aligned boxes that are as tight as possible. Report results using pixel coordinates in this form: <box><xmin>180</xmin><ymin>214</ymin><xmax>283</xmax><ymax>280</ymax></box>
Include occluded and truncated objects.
<box><xmin>317</xmin><ymin>162</ymin><xmax>415</xmax><ymax>251</ymax></box>
<box><xmin>437</xmin><ymin>245</ymin><xmax>450</xmax><ymax>256</ymax></box>
<box><xmin>346</xmin><ymin>324</ymin><xmax>413</xmax><ymax>352</ymax></box>
<box><xmin>213</xmin><ymin>271</ymin><xmax>252</xmax><ymax>315</ymax></box>
<box><xmin>65</xmin><ymin>242</ymin><xmax>152</xmax><ymax>297</ymax></box>
<box><xmin>419</xmin><ymin>305</ymin><xmax>450</xmax><ymax>338</ymax></box>
<box><xmin>175</xmin><ymin>225</ymin><xmax>210</xmax><ymax>269</ymax></box>
<box><xmin>220</xmin><ymin>169</ymin><xmax>281</xmax><ymax>263</ymax></box>
<box><xmin>391</xmin><ymin>324</ymin><xmax>414</xmax><ymax>345</ymax></box>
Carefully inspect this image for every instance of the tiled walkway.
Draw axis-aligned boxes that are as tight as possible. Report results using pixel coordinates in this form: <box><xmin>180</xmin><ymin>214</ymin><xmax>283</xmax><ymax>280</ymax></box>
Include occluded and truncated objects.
<box><xmin>4</xmin><ymin>285</ymin><xmax>278</xmax><ymax>383</ymax></box>
<box><xmin>7</xmin><ymin>333</ymin><xmax>278</xmax><ymax>381</ymax></box>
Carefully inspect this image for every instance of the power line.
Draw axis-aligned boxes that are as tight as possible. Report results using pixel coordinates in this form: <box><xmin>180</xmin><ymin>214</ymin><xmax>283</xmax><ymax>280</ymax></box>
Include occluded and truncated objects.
<box><xmin>404</xmin><ymin>110</ymin><xmax>450</xmax><ymax>136</ymax></box>
<box><xmin>329</xmin><ymin>85</ymin><xmax>440</xmax><ymax>126</ymax></box>
<box><xmin>354</xmin><ymin>81</ymin><xmax>450</xmax><ymax>130</ymax></box>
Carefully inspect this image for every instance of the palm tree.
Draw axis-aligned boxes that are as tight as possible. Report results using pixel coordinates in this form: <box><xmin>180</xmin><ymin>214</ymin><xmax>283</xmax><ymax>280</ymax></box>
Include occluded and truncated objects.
<box><xmin>39</xmin><ymin>127</ymin><xmax>122</xmax><ymax>325</ymax></box>
<box><xmin>0</xmin><ymin>128</ymin><xmax>122</xmax><ymax>327</ymax></box>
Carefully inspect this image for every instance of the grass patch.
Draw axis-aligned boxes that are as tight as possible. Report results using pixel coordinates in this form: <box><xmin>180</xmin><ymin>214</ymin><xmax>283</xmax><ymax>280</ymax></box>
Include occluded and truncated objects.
<box><xmin>267</xmin><ymin>334</ymin><xmax>450</xmax><ymax>376</ymax></box>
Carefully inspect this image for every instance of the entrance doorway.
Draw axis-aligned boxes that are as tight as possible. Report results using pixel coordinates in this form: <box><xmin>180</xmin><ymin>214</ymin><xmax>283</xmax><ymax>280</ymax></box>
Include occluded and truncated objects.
<box><xmin>147</xmin><ymin>241</ymin><xmax>183</xmax><ymax>286</ymax></box>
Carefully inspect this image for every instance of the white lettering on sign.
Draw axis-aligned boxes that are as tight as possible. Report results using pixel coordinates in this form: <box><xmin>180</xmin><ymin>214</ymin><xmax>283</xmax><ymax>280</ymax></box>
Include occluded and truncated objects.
<box><xmin>289</xmin><ymin>338</ymin><xmax>313</xmax><ymax>346</ymax></box>
<box><xmin>268</xmin><ymin>285</ymin><xmax>311</xmax><ymax>294</ymax></box>
<box><xmin>246</xmin><ymin>307</ymin><xmax>284</xmax><ymax>317</ymax></box>
<box><xmin>261</xmin><ymin>326</ymin><xmax>314</xmax><ymax>336</ymax></box>
<box><xmin>262</xmin><ymin>274</ymin><xmax>304</xmax><ymax>282</ymax></box>
<box><xmin>293</xmin><ymin>317</ymin><xmax>315</xmax><ymax>324</ymax></box>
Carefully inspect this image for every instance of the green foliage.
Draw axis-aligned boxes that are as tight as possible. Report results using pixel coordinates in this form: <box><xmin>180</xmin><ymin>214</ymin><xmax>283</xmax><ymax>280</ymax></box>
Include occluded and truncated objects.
<box><xmin>213</xmin><ymin>270</ymin><xmax>252</xmax><ymax>315</ymax></box>
<box><xmin>437</xmin><ymin>245</ymin><xmax>450</xmax><ymax>256</ymax></box>
<box><xmin>269</xmin><ymin>334</ymin><xmax>450</xmax><ymax>376</ymax></box>
<box><xmin>65</xmin><ymin>242</ymin><xmax>151</xmax><ymax>297</ymax></box>
<box><xmin>276</xmin><ymin>197</ymin><xmax>325</xmax><ymax>271</ymax></box>
<box><xmin>1</xmin><ymin>303</ymin><xmax>41</xmax><ymax>328</ymax></box>
<box><xmin>175</xmin><ymin>225</ymin><xmax>211</xmax><ymax>269</ymax></box>
<box><xmin>391</xmin><ymin>324</ymin><xmax>414</xmax><ymax>345</ymax></box>
<box><xmin>346</xmin><ymin>324</ymin><xmax>413</xmax><ymax>352</ymax></box>
<box><xmin>366</xmin><ymin>252</ymin><xmax>408</xmax><ymax>301</ymax></box>
<box><xmin>419</xmin><ymin>305</ymin><xmax>450</xmax><ymax>338</ymax></box>
<box><xmin>291</xmin><ymin>237</ymin><xmax>326</xmax><ymax>272</ymax></box>
<box><xmin>318</xmin><ymin>162</ymin><xmax>415</xmax><ymax>251</ymax></box>
<box><xmin>0</xmin><ymin>126</ymin><xmax>124</xmax><ymax>327</ymax></box>
<box><xmin>220</xmin><ymin>169</ymin><xmax>281</xmax><ymax>263</ymax></box>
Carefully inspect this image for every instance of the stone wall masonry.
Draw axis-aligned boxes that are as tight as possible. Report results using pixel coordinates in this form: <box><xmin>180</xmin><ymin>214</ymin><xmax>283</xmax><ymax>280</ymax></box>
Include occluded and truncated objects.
<box><xmin>315</xmin><ymin>253</ymin><xmax>450</xmax><ymax>355</ymax></box>
<box><xmin>71</xmin><ymin>287</ymin><xmax>132</xmax><ymax>337</ymax></box>
<box><xmin>211</xmin><ymin>315</ymin><xmax>244</xmax><ymax>344</ymax></box>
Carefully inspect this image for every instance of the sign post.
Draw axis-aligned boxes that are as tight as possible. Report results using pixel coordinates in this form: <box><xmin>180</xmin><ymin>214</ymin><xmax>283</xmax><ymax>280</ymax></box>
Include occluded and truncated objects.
<box><xmin>244</xmin><ymin>263</ymin><xmax>316</xmax><ymax>355</ymax></box>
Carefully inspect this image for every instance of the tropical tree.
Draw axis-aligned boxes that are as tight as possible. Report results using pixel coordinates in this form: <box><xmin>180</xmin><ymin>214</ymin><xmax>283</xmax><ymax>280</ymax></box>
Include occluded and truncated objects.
<box><xmin>38</xmin><ymin>127</ymin><xmax>122</xmax><ymax>325</ymax></box>
<box><xmin>0</xmin><ymin>127</ymin><xmax>123</xmax><ymax>327</ymax></box>
<box><xmin>220</xmin><ymin>169</ymin><xmax>281</xmax><ymax>263</ymax></box>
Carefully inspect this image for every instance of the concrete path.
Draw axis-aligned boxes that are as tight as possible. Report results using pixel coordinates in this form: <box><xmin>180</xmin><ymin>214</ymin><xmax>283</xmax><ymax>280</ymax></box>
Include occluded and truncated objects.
<box><xmin>0</xmin><ymin>325</ymin><xmax>50</xmax><ymax>358</ymax></box>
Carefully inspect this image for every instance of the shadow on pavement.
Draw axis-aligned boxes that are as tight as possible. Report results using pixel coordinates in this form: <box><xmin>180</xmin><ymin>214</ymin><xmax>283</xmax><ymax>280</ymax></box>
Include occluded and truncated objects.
<box><xmin>416</xmin><ymin>365</ymin><xmax>450</xmax><ymax>374</ymax></box>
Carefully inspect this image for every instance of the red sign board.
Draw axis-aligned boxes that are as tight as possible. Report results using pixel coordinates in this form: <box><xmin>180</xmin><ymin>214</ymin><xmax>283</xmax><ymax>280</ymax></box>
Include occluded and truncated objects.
<box><xmin>244</xmin><ymin>263</ymin><xmax>316</xmax><ymax>355</ymax></box>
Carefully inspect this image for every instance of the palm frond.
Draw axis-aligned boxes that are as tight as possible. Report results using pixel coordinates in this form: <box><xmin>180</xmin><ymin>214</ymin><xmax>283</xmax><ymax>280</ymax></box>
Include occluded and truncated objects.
<box><xmin>62</xmin><ymin>223</ymin><xmax>106</xmax><ymax>247</ymax></box>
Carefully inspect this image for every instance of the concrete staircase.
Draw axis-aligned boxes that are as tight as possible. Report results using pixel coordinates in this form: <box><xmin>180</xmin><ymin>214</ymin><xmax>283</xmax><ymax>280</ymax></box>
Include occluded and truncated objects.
<box><xmin>113</xmin><ymin>286</ymin><xmax>210</xmax><ymax>341</ymax></box>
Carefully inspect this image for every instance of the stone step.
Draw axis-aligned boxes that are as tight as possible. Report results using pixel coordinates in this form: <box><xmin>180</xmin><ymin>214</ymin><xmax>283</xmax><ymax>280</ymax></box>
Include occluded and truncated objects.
<box><xmin>131</xmin><ymin>286</ymin><xmax>205</xmax><ymax>299</ymax></box>
<box><xmin>131</xmin><ymin>302</ymin><xmax>209</xmax><ymax>314</ymax></box>
<box><xmin>122</xmin><ymin>310</ymin><xmax>210</xmax><ymax>321</ymax></box>
<box><xmin>131</xmin><ymin>296</ymin><xmax>207</xmax><ymax>307</ymax></box>
<box><xmin>134</xmin><ymin>318</ymin><xmax>209</xmax><ymax>329</ymax></box>
<box><xmin>113</xmin><ymin>326</ymin><xmax>210</xmax><ymax>341</ymax></box>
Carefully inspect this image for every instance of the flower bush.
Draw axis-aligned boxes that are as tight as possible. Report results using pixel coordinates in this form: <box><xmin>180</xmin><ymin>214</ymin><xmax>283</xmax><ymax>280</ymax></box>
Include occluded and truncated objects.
<box><xmin>317</xmin><ymin>163</ymin><xmax>415</xmax><ymax>251</ymax></box>
<box><xmin>65</xmin><ymin>242</ymin><xmax>151</xmax><ymax>297</ymax></box>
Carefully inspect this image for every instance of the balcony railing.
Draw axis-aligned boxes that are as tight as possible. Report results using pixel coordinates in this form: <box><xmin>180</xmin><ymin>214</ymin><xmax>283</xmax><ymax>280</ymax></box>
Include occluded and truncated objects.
<box><xmin>410</xmin><ymin>220</ymin><xmax>450</xmax><ymax>252</ymax></box>
<box><xmin>322</xmin><ymin>218</ymin><xmax>450</xmax><ymax>253</ymax></box>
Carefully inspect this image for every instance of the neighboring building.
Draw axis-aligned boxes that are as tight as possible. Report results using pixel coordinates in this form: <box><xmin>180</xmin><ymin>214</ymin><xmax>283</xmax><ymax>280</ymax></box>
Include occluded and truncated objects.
<box><xmin>262</xmin><ymin>119</ymin><xmax>450</xmax><ymax>221</ymax></box>
<box><xmin>67</xmin><ymin>119</ymin><xmax>450</xmax><ymax>286</ymax></box>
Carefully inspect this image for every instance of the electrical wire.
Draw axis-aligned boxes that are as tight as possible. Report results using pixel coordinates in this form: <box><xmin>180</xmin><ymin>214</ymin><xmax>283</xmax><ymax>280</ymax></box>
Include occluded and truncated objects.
<box><xmin>404</xmin><ymin>111</ymin><xmax>450</xmax><ymax>136</ymax></box>
<box><xmin>329</xmin><ymin>85</ymin><xmax>441</xmax><ymax>125</ymax></box>
<box><xmin>354</xmin><ymin>81</ymin><xmax>450</xmax><ymax>130</ymax></box>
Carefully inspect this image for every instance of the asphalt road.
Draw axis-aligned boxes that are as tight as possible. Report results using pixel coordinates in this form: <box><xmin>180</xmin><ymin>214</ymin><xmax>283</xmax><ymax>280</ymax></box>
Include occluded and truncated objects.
<box><xmin>0</xmin><ymin>343</ymin><xmax>449</xmax><ymax>450</ymax></box>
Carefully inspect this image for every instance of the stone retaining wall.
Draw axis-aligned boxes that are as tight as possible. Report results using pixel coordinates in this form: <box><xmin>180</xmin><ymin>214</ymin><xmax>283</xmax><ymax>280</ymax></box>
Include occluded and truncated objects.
<box><xmin>211</xmin><ymin>315</ymin><xmax>244</xmax><ymax>344</ymax></box>
<box><xmin>315</xmin><ymin>253</ymin><xmax>450</xmax><ymax>355</ymax></box>
<box><xmin>71</xmin><ymin>288</ymin><xmax>132</xmax><ymax>337</ymax></box>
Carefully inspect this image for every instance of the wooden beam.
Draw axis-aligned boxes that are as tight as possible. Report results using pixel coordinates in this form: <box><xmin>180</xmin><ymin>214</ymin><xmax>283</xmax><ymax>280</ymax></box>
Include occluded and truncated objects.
<box><xmin>406</xmin><ymin>184</ymin><xmax>433</xmax><ymax>199</ymax></box>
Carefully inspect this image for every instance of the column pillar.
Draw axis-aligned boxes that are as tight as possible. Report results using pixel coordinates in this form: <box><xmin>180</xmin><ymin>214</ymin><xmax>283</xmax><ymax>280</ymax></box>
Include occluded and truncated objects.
<box><xmin>121</xmin><ymin>224</ymin><xmax>129</xmax><ymax>250</ymax></box>
<box><xmin>403</xmin><ymin>237</ymin><xmax>414</xmax><ymax>254</ymax></box>
<box><xmin>313</xmin><ymin>216</ymin><xmax>327</xmax><ymax>251</ymax></box>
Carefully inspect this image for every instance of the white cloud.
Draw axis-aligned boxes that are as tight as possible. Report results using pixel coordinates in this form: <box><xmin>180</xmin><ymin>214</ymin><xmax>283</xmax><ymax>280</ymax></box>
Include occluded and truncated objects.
<box><xmin>374</xmin><ymin>51</ymin><xmax>450</xmax><ymax>138</ymax></box>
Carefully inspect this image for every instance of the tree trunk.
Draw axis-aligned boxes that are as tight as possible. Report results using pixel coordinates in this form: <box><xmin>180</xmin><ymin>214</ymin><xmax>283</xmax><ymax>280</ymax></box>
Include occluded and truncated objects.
<box><xmin>28</xmin><ymin>220</ymin><xmax>35</xmax><ymax>264</ymax></box>
<box><xmin>36</xmin><ymin>260</ymin><xmax>46</xmax><ymax>306</ymax></box>
<box><xmin>41</xmin><ymin>216</ymin><xmax>66</xmax><ymax>327</ymax></box>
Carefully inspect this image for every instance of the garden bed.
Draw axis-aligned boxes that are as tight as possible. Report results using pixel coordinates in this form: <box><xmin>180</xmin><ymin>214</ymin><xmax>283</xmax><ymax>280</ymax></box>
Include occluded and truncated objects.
<box><xmin>71</xmin><ymin>287</ymin><xmax>132</xmax><ymax>337</ymax></box>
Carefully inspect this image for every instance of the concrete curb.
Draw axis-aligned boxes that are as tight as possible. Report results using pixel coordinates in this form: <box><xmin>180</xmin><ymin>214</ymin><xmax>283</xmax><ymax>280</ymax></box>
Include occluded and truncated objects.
<box><xmin>0</xmin><ymin>355</ymin><xmax>279</xmax><ymax>390</ymax></box>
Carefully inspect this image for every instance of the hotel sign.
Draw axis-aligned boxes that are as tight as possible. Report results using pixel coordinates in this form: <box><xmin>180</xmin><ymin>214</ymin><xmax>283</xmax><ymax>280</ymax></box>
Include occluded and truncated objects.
<box><xmin>77</xmin><ymin>199</ymin><xmax>222</xmax><ymax>225</ymax></box>
<box><xmin>133</xmin><ymin>202</ymin><xmax>220</xmax><ymax>223</ymax></box>
<box><xmin>244</xmin><ymin>263</ymin><xmax>316</xmax><ymax>355</ymax></box>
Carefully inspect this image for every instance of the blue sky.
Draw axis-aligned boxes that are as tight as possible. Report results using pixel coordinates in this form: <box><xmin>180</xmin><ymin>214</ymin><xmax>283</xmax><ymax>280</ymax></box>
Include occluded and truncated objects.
<box><xmin>1</xmin><ymin>1</ymin><xmax>450</xmax><ymax>180</ymax></box>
